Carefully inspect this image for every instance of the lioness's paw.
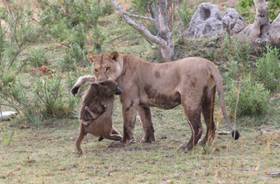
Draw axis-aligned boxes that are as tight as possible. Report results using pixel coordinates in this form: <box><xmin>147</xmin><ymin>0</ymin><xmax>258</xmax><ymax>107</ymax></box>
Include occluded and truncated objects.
<box><xmin>141</xmin><ymin>135</ymin><xmax>155</xmax><ymax>143</ymax></box>
<box><xmin>122</xmin><ymin>138</ymin><xmax>136</xmax><ymax>145</ymax></box>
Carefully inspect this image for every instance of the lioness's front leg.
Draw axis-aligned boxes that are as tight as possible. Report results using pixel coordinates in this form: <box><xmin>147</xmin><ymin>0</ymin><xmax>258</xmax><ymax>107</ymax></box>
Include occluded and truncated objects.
<box><xmin>137</xmin><ymin>105</ymin><xmax>155</xmax><ymax>143</ymax></box>
<box><xmin>122</xmin><ymin>101</ymin><xmax>137</xmax><ymax>144</ymax></box>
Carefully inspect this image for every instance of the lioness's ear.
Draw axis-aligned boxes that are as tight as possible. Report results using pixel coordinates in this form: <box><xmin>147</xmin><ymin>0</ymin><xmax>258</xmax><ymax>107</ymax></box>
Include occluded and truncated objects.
<box><xmin>110</xmin><ymin>51</ymin><xmax>119</xmax><ymax>61</ymax></box>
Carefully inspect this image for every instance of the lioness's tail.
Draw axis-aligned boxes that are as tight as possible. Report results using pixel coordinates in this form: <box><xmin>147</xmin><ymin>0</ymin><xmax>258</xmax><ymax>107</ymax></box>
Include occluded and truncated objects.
<box><xmin>210</xmin><ymin>65</ymin><xmax>240</xmax><ymax>140</ymax></box>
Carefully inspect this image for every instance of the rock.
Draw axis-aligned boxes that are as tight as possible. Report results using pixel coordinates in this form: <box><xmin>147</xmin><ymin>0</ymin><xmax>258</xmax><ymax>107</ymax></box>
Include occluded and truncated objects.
<box><xmin>184</xmin><ymin>3</ymin><xmax>224</xmax><ymax>38</ymax></box>
<box><xmin>0</xmin><ymin>111</ymin><xmax>17</xmax><ymax>121</ymax></box>
<box><xmin>222</xmin><ymin>8</ymin><xmax>246</xmax><ymax>34</ymax></box>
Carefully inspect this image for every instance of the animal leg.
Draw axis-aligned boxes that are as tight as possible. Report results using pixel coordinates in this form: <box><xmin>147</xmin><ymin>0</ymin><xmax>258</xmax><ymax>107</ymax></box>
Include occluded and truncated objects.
<box><xmin>111</xmin><ymin>127</ymin><xmax>121</xmax><ymax>135</ymax></box>
<box><xmin>71</xmin><ymin>75</ymin><xmax>95</xmax><ymax>96</ymax></box>
<box><xmin>201</xmin><ymin>87</ymin><xmax>216</xmax><ymax>145</ymax></box>
<box><xmin>122</xmin><ymin>103</ymin><xmax>137</xmax><ymax>144</ymax></box>
<box><xmin>180</xmin><ymin>102</ymin><xmax>203</xmax><ymax>152</ymax></box>
<box><xmin>104</xmin><ymin>134</ymin><xmax>123</xmax><ymax>141</ymax></box>
<box><xmin>85</xmin><ymin>106</ymin><xmax>99</xmax><ymax>119</ymax></box>
<box><xmin>137</xmin><ymin>105</ymin><xmax>155</xmax><ymax>143</ymax></box>
<box><xmin>76</xmin><ymin>124</ymin><xmax>86</xmax><ymax>155</ymax></box>
<box><xmin>98</xmin><ymin>137</ymin><xmax>104</xmax><ymax>141</ymax></box>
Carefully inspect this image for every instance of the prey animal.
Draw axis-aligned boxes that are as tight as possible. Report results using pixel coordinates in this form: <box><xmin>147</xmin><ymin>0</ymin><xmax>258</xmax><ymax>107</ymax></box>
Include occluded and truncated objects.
<box><xmin>71</xmin><ymin>77</ymin><xmax>122</xmax><ymax>154</ymax></box>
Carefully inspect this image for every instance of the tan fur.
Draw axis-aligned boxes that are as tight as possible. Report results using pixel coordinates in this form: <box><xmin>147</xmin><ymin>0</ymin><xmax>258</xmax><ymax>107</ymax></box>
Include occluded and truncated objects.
<box><xmin>73</xmin><ymin>80</ymin><xmax>122</xmax><ymax>155</ymax></box>
<box><xmin>82</xmin><ymin>52</ymin><xmax>239</xmax><ymax>151</ymax></box>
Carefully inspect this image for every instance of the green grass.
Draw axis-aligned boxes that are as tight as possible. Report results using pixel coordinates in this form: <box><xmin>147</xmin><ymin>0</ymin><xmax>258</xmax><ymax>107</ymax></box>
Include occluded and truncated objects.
<box><xmin>1</xmin><ymin>1</ymin><xmax>280</xmax><ymax>183</ymax></box>
<box><xmin>1</xmin><ymin>98</ymin><xmax>280</xmax><ymax>184</ymax></box>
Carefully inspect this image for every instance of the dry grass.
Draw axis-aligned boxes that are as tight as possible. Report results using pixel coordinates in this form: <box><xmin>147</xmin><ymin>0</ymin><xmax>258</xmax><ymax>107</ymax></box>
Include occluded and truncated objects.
<box><xmin>1</xmin><ymin>101</ymin><xmax>280</xmax><ymax>184</ymax></box>
<box><xmin>0</xmin><ymin>1</ymin><xmax>279</xmax><ymax>183</ymax></box>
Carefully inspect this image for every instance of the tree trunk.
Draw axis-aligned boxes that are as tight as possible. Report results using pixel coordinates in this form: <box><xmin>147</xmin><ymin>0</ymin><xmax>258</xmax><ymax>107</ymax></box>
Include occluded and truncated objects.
<box><xmin>111</xmin><ymin>0</ymin><xmax>175</xmax><ymax>61</ymax></box>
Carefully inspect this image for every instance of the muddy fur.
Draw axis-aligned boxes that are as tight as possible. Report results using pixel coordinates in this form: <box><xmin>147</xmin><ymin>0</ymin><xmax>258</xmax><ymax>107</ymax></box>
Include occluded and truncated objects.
<box><xmin>72</xmin><ymin>80</ymin><xmax>122</xmax><ymax>154</ymax></box>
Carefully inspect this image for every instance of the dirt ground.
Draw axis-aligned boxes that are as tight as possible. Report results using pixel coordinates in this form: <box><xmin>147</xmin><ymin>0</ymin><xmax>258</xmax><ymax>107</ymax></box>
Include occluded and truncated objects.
<box><xmin>1</xmin><ymin>103</ymin><xmax>280</xmax><ymax>184</ymax></box>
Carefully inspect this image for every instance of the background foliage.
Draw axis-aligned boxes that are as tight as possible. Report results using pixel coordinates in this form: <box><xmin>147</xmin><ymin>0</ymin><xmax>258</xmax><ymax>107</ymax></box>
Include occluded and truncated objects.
<box><xmin>0</xmin><ymin>0</ymin><xmax>279</xmax><ymax>127</ymax></box>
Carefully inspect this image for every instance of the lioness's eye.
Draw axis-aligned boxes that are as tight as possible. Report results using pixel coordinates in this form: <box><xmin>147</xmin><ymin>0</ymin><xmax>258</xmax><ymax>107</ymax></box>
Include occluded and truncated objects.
<box><xmin>94</xmin><ymin>68</ymin><xmax>98</xmax><ymax>73</ymax></box>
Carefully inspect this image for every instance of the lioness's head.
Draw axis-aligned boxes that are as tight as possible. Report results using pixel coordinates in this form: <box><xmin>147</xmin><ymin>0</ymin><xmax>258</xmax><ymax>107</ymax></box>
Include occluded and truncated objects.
<box><xmin>88</xmin><ymin>51</ymin><xmax>123</xmax><ymax>81</ymax></box>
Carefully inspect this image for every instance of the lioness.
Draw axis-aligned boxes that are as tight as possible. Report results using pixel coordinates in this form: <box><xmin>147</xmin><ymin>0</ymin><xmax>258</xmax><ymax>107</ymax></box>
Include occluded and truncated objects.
<box><xmin>73</xmin><ymin>52</ymin><xmax>240</xmax><ymax>152</ymax></box>
<box><xmin>72</xmin><ymin>79</ymin><xmax>122</xmax><ymax>154</ymax></box>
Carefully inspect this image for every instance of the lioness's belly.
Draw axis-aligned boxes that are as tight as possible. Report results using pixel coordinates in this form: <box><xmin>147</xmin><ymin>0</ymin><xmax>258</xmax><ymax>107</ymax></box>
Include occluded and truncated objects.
<box><xmin>142</xmin><ymin>85</ymin><xmax>181</xmax><ymax>109</ymax></box>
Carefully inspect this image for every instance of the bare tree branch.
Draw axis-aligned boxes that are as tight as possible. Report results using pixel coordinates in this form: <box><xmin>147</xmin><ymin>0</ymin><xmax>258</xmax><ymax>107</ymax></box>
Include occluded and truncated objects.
<box><xmin>123</xmin><ymin>12</ymin><xmax>155</xmax><ymax>23</ymax></box>
<box><xmin>111</xmin><ymin>0</ymin><xmax>167</xmax><ymax>47</ymax></box>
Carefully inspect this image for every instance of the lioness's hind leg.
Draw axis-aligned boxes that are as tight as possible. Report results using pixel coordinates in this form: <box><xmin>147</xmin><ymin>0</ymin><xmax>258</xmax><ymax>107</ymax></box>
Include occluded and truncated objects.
<box><xmin>201</xmin><ymin>87</ymin><xmax>216</xmax><ymax>145</ymax></box>
<box><xmin>180</xmin><ymin>101</ymin><xmax>203</xmax><ymax>152</ymax></box>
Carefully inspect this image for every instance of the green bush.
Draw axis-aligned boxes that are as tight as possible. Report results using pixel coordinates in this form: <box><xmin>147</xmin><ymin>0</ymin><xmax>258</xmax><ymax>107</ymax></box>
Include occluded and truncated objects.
<box><xmin>268</xmin><ymin>0</ymin><xmax>280</xmax><ymax>20</ymax></box>
<box><xmin>0</xmin><ymin>75</ymin><xmax>77</xmax><ymax>125</ymax></box>
<box><xmin>237</xmin><ymin>0</ymin><xmax>254</xmax><ymax>21</ymax></box>
<box><xmin>226</xmin><ymin>76</ymin><xmax>270</xmax><ymax>117</ymax></box>
<box><xmin>238</xmin><ymin>0</ymin><xmax>280</xmax><ymax>21</ymax></box>
<box><xmin>256</xmin><ymin>47</ymin><xmax>280</xmax><ymax>92</ymax></box>
<box><xmin>28</xmin><ymin>48</ymin><xmax>48</xmax><ymax>67</ymax></box>
<box><xmin>60</xmin><ymin>43</ymin><xmax>88</xmax><ymax>72</ymax></box>
<box><xmin>34</xmin><ymin>76</ymin><xmax>77</xmax><ymax>119</ymax></box>
<box><xmin>178</xmin><ymin>0</ymin><xmax>192</xmax><ymax>27</ymax></box>
<box><xmin>39</xmin><ymin>0</ymin><xmax>111</xmax><ymax>51</ymax></box>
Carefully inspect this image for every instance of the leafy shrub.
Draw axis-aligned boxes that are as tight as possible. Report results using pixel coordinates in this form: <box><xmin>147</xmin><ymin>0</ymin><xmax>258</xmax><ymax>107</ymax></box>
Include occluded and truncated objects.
<box><xmin>34</xmin><ymin>76</ymin><xmax>77</xmax><ymax>119</ymax></box>
<box><xmin>238</xmin><ymin>0</ymin><xmax>280</xmax><ymax>21</ymax></box>
<box><xmin>268</xmin><ymin>0</ymin><xmax>280</xmax><ymax>20</ymax></box>
<box><xmin>39</xmin><ymin>0</ymin><xmax>111</xmax><ymax>51</ymax></box>
<box><xmin>61</xmin><ymin>43</ymin><xmax>88</xmax><ymax>72</ymax></box>
<box><xmin>0</xmin><ymin>75</ymin><xmax>77</xmax><ymax>125</ymax></box>
<box><xmin>256</xmin><ymin>47</ymin><xmax>280</xmax><ymax>92</ymax></box>
<box><xmin>226</xmin><ymin>76</ymin><xmax>270</xmax><ymax>117</ymax></box>
<box><xmin>237</xmin><ymin>0</ymin><xmax>254</xmax><ymax>21</ymax></box>
<box><xmin>132</xmin><ymin>0</ymin><xmax>151</xmax><ymax>15</ymax></box>
<box><xmin>28</xmin><ymin>48</ymin><xmax>48</xmax><ymax>67</ymax></box>
<box><xmin>178</xmin><ymin>0</ymin><xmax>192</xmax><ymax>27</ymax></box>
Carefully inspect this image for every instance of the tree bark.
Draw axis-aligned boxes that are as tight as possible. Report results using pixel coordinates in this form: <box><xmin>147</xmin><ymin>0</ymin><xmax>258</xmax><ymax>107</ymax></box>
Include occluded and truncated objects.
<box><xmin>111</xmin><ymin>0</ymin><xmax>175</xmax><ymax>61</ymax></box>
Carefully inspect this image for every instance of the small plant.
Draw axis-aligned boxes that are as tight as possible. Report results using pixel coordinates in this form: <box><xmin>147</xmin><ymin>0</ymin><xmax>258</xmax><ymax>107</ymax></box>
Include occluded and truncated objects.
<box><xmin>226</xmin><ymin>75</ymin><xmax>270</xmax><ymax>117</ymax></box>
<box><xmin>237</xmin><ymin>0</ymin><xmax>254</xmax><ymax>21</ymax></box>
<box><xmin>28</xmin><ymin>48</ymin><xmax>48</xmax><ymax>67</ymax></box>
<box><xmin>238</xmin><ymin>0</ymin><xmax>280</xmax><ymax>21</ymax></box>
<box><xmin>34</xmin><ymin>76</ymin><xmax>77</xmax><ymax>119</ymax></box>
<box><xmin>178</xmin><ymin>0</ymin><xmax>192</xmax><ymax>27</ymax></box>
<box><xmin>256</xmin><ymin>47</ymin><xmax>280</xmax><ymax>92</ymax></box>
<box><xmin>268</xmin><ymin>0</ymin><xmax>280</xmax><ymax>20</ymax></box>
<box><xmin>61</xmin><ymin>43</ymin><xmax>88</xmax><ymax>72</ymax></box>
<box><xmin>0</xmin><ymin>127</ymin><xmax>14</xmax><ymax>146</ymax></box>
